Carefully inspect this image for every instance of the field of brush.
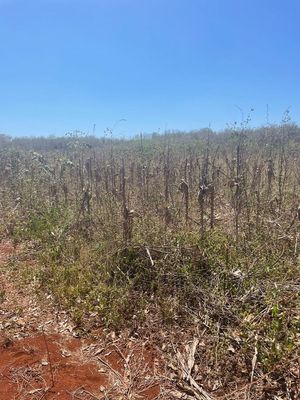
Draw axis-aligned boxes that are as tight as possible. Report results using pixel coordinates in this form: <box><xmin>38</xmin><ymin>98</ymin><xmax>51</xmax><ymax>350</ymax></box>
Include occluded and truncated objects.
<box><xmin>0</xmin><ymin>124</ymin><xmax>299</xmax><ymax>398</ymax></box>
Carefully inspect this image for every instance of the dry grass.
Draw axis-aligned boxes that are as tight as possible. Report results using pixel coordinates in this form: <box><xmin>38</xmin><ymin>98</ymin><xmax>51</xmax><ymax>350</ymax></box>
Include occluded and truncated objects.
<box><xmin>0</xmin><ymin>125</ymin><xmax>299</xmax><ymax>398</ymax></box>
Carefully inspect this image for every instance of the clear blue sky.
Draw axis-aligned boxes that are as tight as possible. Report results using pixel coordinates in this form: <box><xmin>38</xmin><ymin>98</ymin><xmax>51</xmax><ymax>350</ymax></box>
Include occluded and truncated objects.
<box><xmin>0</xmin><ymin>0</ymin><xmax>299</xmax><ymax>137</ymax></box>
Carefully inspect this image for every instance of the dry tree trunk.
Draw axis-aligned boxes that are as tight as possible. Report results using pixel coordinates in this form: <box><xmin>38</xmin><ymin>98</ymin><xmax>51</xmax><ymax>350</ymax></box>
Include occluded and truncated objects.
<box><xmin>179</xmin><ymin>179</ymin><xmax>189</xmax><ymax>225</ymax></box>
<box><xmin>209</xmin><ymin>166</ymin><xmax>215</xmax><ymax>230</ymax></box>
<box><xmin>121</xmin><ymin>159</ymin><xmax>132</xmax><ymax>243</ymax></box>
<box><xmin>164</xmin><ymin>144</ymin><xmax>171</xmax><ymax>229</ymax></box>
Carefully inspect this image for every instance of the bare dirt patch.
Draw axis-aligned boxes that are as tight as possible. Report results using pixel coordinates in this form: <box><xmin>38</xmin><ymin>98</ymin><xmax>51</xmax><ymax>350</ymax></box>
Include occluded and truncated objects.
<box><xmin>0</xmin><ymin>241</ymin><xmax>163</xmax><ymax>400</ymax></box>
<box><xmin>0</xmin><ymin>333</ymin><xmax>161</xmax><ymax>400</ymax></box>
<box><xmin>0</xmin><ymin>334</ymin><xmax>107</xmax><ymax>399</ymax></box>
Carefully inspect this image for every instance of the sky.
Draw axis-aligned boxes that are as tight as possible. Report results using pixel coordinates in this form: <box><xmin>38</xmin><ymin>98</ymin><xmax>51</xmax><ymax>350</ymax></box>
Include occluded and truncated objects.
<box><xmin>0</xmin><ymin>0</ymin><xmax>300</xmax><ymax>137</ymax></box>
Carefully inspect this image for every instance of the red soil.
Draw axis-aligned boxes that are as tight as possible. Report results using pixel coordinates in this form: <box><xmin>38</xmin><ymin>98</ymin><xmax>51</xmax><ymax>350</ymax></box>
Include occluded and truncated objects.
<box><xmin>0</xmin><ymin>241</ymin><xmax>161</xmax><ymax>400</ymax></box>
<box><xmin>0</xmin><ymin>334</ymin><xmax>107</xmax><ymax>399</ymax></box>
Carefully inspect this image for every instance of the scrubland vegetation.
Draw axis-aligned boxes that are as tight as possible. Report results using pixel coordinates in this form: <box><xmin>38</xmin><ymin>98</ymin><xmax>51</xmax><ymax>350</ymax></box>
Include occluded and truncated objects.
<box><xmin>0</xmin><ymin>120</ymin><xmax>299</xmax><ymax>397</ymax></box>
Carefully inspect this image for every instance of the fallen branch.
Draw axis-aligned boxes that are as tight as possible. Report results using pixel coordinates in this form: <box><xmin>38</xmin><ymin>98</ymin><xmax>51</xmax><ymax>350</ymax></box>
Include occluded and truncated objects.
<box><xmin>175</xmin><ymin>337</ymin><xmax>214</xmax><ymax>400</ymax></box>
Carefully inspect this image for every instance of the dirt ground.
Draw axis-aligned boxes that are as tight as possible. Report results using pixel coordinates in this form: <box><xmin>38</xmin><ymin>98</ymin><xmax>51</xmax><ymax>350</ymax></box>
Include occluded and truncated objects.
<box><xmin>0</xmin><ymin>241</ymin><xmax>163</xmax><ymax>400</ymax></box>
<box><xmin>1</xmin><ymin>240</ymin><xmax>299</xmax><ymax>400</ymax></box>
